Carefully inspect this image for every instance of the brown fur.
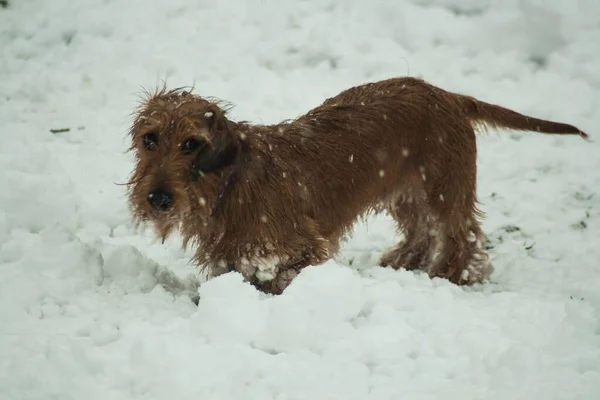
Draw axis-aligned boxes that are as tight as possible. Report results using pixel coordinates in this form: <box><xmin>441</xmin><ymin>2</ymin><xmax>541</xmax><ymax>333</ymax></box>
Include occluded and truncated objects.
<box><xmin>126</xmin><ymin>77</ymin><xmax>588</xmax><ymax>294</ymax></box>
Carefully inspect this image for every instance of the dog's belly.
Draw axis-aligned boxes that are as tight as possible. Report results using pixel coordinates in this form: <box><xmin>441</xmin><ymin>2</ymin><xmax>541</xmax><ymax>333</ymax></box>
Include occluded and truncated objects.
<box><xmin>294</xmin><ymin>160</ymin><xmax>423</xmax><ymax>243</ymax></box>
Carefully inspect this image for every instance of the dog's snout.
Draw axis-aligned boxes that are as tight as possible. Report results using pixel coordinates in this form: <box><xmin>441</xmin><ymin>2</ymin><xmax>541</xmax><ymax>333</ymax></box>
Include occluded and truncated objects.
<box><xmin>148</xmin><ymin>189</ymin><xmax>173</xmax><ymax>211</ymax></box>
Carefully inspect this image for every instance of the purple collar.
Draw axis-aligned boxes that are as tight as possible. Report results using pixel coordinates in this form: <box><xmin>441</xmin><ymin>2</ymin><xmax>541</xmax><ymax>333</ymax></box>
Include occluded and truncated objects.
<box><xmin>210</xmin><ymin>169</ymin><xmax>236</xmax><ymax>216</ymax></box>
<box><xmin>208</xmin><ymin>138</ymin><xmax>245</xmax><ymax>216</ymax></box>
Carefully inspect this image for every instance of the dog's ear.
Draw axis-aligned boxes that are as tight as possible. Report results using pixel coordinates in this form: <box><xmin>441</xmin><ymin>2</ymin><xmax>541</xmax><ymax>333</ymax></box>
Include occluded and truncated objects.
<box><xmin>191</xmin><ymin>141</ymin><xmax>238</xmax><ymax>180</ymax></box>
<box><xmin>191</xmin><ymin>104</ymin><xmax>239</xmax><ymax>180</ymax></box>
<box><xmin>203</xmin><ymin>104</ymin><xmax>228</xmax><ymax>136</ymax></box>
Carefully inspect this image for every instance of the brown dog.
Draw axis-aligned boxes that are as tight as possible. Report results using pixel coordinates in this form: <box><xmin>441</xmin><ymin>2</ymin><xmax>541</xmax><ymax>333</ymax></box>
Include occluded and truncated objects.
<box><xmin>126</xmin><ymin>77</ymin><xmax>588</xmax><ymax>294</ymax></box>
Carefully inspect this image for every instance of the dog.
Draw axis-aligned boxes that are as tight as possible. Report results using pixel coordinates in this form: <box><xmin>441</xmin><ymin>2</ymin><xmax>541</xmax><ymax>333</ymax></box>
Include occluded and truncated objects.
<box><xmin>126</xmin><ymin>77</ymin><xmax>588</xmax><ymax>294</ymax></box>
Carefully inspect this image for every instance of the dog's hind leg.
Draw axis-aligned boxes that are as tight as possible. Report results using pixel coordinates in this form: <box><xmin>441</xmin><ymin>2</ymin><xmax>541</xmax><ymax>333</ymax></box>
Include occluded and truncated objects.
<box><xmin>381</xmin><ymin>181</ymin><xmax>490</xmax><ymax>284</ymax></box>
<box><xmin>423</xmin><ymin>127</ymin><xmax>492</xmax><ymax>285</ymax></box>
<box><xmin>380</xmin><ymin>195</ymin><xmax>438</xmax><ymax>273</ymax></box>
<box><xmin>425</xmin><ymin>210</ymin><xmax>491</xmax><ymax>285</ymax></box>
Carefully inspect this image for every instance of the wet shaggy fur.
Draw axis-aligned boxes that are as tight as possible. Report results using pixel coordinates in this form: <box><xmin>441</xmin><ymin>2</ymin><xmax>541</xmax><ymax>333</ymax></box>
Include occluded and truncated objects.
<box><xmin>126</xmin><ymin>77</ymin><xmax>588</xmax><ymax>294</ymax></box>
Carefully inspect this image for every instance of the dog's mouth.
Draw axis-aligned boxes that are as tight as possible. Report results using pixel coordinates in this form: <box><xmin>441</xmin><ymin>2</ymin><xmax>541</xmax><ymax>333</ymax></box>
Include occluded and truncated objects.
<box><xmin>133</xmin><ymin>202</ymin><xmax>186</xmax><ymax>243</ymax></box>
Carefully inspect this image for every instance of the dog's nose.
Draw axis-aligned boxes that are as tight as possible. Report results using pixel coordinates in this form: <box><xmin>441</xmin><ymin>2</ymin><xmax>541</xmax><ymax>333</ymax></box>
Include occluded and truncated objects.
<box><xmin>148</xmin><ymin>189</ymin><xmax>173</xmax><ymax>211</ymax></box>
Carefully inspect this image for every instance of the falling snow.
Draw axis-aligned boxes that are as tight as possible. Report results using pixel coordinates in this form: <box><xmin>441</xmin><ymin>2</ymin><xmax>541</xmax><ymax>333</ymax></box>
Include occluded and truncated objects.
<box><xmin>467</xmin><ymin>231</ymin><xmax>477</xmax><ymax>243</ymax></box>
<box><xmin>419</xmin><ymin>166</ymin><xmax>426</xmax><ymax>181</ymax></box>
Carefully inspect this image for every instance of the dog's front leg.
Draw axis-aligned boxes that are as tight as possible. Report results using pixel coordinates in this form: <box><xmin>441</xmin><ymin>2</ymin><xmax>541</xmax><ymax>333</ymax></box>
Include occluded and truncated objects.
<box><xmin>238</xmin><ymin>252</ymin><xmax>283</xmax><ymax>283</ymax></box>
<box><xmin>234</xmin><ymin>250</ymin><xmax>318</xmax><ymax>295</ymax></box>
<box><xmin>250</xmin><ymin>243</ymin><xmax>334</xmax><ymax>295</ymax></box>
<box><xmin>217</xmin><ymin>231</ymin><xmax>334</xmax><ymax>294</ymax></box>
<box><xmin>251</xmin><ymin>257</ymin><xmax>311</xmax><ymax>295</ymax></box>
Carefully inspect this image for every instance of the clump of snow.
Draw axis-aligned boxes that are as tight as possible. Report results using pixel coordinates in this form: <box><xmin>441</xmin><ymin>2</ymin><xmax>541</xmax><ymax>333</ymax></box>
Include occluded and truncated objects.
<box><xmin>192</xmin><ymin>272</ymin><xmax>267</xmax><ymax>344</ymax></box>
<box><xmin>254</xmin><ymin>255</ymin><xmax>281</xmax><ymax>282</ymax></box>
<box><xmin>2</xmin><ymin>0</ymin><xmax>600</xmax><ymax>399</ymax></box>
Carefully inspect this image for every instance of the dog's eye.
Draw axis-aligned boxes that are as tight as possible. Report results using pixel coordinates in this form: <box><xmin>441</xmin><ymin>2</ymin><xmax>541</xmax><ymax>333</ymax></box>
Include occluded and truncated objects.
<box><xmin>143</xmin><ymin>132</ymin><xmax>159</xmax><ymax>150</ymax></box>
<box><xmin>182</xmin><ymin>138</ymin><xmax>204</xmax><ymax>154</ymax></box>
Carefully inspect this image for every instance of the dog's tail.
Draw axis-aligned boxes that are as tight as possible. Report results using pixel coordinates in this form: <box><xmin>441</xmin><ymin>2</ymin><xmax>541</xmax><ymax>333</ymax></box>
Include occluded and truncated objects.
<box><xmin>459</xmin><ymin>95</ymin><xmax>589</xmax><ymax>140</ymax></box>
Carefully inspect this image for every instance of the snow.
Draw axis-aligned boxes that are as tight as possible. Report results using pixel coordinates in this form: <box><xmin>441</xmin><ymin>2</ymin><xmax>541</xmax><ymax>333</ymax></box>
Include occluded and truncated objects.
<box><xmin>1</xmin><ymin>0</ymin><xmax>600</xmax><ymax>399</ymax></box>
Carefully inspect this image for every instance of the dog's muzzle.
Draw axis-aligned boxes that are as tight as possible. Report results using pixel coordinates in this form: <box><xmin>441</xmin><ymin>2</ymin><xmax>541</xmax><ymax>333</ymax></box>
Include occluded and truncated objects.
<box><xmin>148</xmin><ymin>189</ymin><xmax>173</xmax><ymax>211</ymax></box>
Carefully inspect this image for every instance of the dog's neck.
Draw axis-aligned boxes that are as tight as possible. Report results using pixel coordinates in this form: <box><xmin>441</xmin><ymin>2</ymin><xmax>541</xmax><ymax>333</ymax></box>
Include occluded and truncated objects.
<box><xmin>202</xmin><ymin>126</ymin><xmax>273</xmax><ymax>220</ymax></box>
<box><xmin>210</xmin><ymin>167</ymin><xmax>236</xmax><ymax>216</ymax></box>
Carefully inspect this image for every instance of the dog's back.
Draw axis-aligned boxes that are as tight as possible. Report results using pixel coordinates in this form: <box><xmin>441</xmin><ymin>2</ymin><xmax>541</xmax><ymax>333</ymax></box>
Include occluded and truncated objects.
<box><xmin>317</xmin><ymin>77</ymin><xmax>587</xmax><ymax>139</ymax></box>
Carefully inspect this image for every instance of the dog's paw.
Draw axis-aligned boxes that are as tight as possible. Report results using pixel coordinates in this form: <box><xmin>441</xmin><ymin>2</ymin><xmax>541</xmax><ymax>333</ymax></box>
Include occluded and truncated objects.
<box><xmin>460</xmin><ymin>252</ymin><xmax>490</xmax><ymax>283</ymax></box>
<box><xmin>249</xmin><ymin>267</ymin><xmax>299</xmax><ymax>295</ymax></box>
<box><xmin>237</xmin><ymin>251</ymin><xmax>290</xmax><ymax>283</ymax></box>
<box><xmin>461</xmin><ymin>231</ymin><xmax>491</xmax><ymax>283</ymax></box>
<box><xmin>380</xmin><ymin>242</ymin><xmax>427</xmax><ymax>272</ymax></box>
<box><xmin>273</xmin><ymin>268</ymin><xmax>299</xmax><ymax>293</ymax></box>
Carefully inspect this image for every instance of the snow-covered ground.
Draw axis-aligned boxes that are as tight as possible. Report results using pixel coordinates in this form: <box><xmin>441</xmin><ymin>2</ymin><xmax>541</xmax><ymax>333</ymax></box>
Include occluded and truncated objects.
<box><xmin>1</xmin><ymin>0</ymin><xmax>599</xmax><ymax>399</ymax></box>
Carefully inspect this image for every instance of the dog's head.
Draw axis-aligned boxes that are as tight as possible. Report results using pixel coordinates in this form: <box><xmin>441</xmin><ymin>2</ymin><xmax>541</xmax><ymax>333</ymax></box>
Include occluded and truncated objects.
<box><xmin>126</xmin><ymin>87</ymin><xmax>240</xmax><ymax>238</ymax></box>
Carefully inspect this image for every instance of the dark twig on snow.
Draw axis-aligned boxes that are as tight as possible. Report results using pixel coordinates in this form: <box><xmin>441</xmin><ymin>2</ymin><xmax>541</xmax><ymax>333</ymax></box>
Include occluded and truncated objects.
<box><xmin>50</xmin><ymin>128</ymin><xmax>71</xmax><ymax>134</ymax></box>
